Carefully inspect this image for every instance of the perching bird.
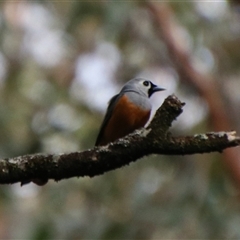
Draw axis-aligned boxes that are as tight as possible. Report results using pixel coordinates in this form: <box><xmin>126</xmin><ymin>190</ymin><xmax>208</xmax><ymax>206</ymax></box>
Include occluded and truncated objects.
<box><xmin>95</xmin><ymin>78</ymin><xmax>165</xmax><ymax>146</ymax></box>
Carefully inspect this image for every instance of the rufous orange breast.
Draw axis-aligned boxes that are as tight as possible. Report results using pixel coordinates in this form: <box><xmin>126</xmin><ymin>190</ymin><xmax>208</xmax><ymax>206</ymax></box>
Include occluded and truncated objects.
<box><xmin>98</xmin><ymin>94</ymin><xmax>150</xmax><ymax>146</ymax></box>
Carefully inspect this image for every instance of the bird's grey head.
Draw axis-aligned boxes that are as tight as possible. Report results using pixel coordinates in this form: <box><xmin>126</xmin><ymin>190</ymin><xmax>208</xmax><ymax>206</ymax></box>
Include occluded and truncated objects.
<box><xmin>121</xmin><ymin>78</ymin><xmax>165</xmax><ymax>98</ymax></box>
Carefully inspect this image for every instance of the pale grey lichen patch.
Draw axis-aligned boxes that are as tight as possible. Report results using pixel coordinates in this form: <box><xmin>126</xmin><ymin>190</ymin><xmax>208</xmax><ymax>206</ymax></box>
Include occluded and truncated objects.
<box><xmin>8</xmin><ymin>157</ymin><xmax>28</xmax><ymax>171</ymax></box>
<box><xmin>96</xmin><ymin>145</ymin><xmax>111</xmax><ymax>152</ymax></box>
<box><xmin>1</xmin><ymin>167</ymin><xmax>8</xmax><ymax>174</ymax></box>
<box><xmin>52</xmin><ymin>154</ymin><xmax>61</xmax><ymax>163</ymax></box>
<box><xmin>8</xmin><ymin>158</ymin><xmax>20</xmax><ymax>164</ymax></box>
<box><xmin>216</xmin><ymin>131</ymin><xmax>227</xmax><ymax>137</ymax></box>
<box><xmin>142</xmin><ymin>128</ymin><xmax>151</xmax><ymax>137</ymax></box>
<box><xmin>210</xmin><ymin>131</ymin><xmax>238</xmax><ymax>142</ymax></box>
<box><xmin>194</xmin><ymin>134</ymin><xmax>208</xmax><ymax>140</ymax></box>
<box><xmin>3</xmin><ymin>168</ymin><xmax>8</xmax><ymax>173</ymax></box>
<box><xmin>115</xmin><ymin>138</ymin><xmax>129</xmax><ymax>147</ymax></box>
<box><xmin>226</xmin><ymin>131</ymin><xmax>237</xmax><ymax>142</ymax></box>
<box><xmin>134</xmin><ymin>129</ymin><xmax>144</xmax><ymax>134</ymax></box>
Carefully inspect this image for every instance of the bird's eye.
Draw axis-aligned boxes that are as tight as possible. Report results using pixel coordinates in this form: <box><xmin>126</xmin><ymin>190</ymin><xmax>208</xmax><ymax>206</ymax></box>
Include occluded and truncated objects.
<box><xmin>143</xmin><ymin>81</ymin><xmax>150</xmax><ymax>87</ymax></box>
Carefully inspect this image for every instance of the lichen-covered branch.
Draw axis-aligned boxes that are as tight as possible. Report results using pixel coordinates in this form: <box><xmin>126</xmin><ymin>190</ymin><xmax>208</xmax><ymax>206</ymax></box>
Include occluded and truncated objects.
<box><xmin>0</xmin><ymin>95</ymin><xmax>239</xmax><ymax>186</ymax></box>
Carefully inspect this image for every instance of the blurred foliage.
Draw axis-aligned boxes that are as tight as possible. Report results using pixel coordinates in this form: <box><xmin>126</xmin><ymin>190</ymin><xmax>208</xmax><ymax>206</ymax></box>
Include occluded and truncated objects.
<box><xmin>0</xmin><ymin>1</ymin><xmax>240</xmax><ymax>239</ymax></box>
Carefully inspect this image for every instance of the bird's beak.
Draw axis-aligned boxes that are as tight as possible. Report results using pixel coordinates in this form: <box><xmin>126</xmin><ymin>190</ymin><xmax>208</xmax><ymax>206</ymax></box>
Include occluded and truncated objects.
<box><xmin>149</xmin><ymin>83</ymin><xmax>165</xmax><ymax>97</ymax></box>
<box><xmin>151</xmin><ymin>83</ymin><xmax>165</xmax><ymax>93</ymax></box>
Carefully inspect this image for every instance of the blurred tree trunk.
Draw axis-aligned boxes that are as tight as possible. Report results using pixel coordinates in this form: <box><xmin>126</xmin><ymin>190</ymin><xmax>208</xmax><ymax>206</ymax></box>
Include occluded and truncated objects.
<box><xmin>147</xmin><ymin>2</ymin><xmax>240</xmax><ymax>189</ymax></box>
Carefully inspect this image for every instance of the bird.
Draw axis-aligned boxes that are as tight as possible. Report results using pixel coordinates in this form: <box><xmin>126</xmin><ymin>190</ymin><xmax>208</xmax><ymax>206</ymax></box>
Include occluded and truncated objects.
<box><xmin>95</xmin><ymin>78</ymin><xmax>165</xmax><ymax>146</ymax></box>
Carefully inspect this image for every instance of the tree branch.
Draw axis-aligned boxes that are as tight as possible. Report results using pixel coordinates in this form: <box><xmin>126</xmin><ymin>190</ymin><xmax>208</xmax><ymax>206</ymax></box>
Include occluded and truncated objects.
<box><xmin>0</xmin><ymin>95</ymin><xmax>239</xmax><ymax>185</ymax></box>
<box><xmin>146</xmin><ymin>2</ymin><xmax>240</xmax><ymax>189</ymax></box>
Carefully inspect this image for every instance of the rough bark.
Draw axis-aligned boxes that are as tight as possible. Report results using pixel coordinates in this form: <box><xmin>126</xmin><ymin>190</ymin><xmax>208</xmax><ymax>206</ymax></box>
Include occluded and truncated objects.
<box><xmin>0</xmin><ymin>95</ymin><xmax>239</xmax><ymax>185</ymax></box>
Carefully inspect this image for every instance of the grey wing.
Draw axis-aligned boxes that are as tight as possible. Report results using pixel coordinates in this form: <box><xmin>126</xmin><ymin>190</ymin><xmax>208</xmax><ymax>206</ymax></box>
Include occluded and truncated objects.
<box><xmin>95</xmin><ymin>93</ymin><xmax>121</xmax><ymax>146</ymax></box>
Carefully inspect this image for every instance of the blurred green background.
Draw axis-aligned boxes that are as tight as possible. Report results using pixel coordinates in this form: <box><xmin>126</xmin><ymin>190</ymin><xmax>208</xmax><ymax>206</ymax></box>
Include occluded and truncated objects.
<box><xmin>0</xmin><ymin>0</ymin><xmax>240</xmax><ymax>239</ymax></box>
